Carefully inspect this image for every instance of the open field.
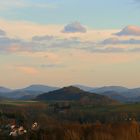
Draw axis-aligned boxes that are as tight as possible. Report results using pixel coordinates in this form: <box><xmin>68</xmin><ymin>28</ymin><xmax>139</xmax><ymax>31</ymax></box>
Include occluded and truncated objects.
<box><xmin>0</xmin><ymin>100</ymin><xmax>39</xmax><ymax>106</ymax></box>
<box><xmin>1</xmin><ymin>100</ymin><xmax>140</xmax><ymax>140</ymax></box>
<box><xmin>1</xmin><ymin>100</ymin><xmax>140</xmax><ymax>123</ymax></box>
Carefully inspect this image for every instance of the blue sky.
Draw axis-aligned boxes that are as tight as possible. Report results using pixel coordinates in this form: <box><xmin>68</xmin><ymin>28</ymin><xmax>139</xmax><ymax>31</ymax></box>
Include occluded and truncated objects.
<box><xmin>0</xmin><ymin>0</ymin><xmax>140</xmax><ymax>28</ymax></box>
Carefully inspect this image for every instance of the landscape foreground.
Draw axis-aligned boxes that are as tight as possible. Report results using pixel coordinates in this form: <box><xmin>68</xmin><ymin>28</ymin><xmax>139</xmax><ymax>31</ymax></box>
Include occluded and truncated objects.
<box><xmin>1</xmin><ymin>98</ymin><xmax>140</xmax><ymax>139</ymax></box>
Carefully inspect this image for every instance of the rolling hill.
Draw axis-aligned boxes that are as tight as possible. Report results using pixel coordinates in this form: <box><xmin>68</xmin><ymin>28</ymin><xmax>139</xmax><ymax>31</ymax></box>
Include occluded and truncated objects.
<box><xmin>36</xmin><ymin>86</ymin><xmax>118</xmax><ymax>105</ymax></box>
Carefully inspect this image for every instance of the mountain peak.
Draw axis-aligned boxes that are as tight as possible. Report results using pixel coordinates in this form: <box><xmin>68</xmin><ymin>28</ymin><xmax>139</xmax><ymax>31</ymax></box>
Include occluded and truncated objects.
<box><xmin>36</xmin><ymin>86</ymin><xmax>118</xmax><ymax>105</ymax></box>
<box><xmin>62</xmin><ymin>86</ymin><xmax>83</xmax><ymax>92</ymax></box>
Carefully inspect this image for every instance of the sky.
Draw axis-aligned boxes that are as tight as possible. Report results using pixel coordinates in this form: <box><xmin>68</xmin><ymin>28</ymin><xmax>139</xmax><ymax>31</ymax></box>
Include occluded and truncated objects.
<box><xmin>0</xmin><ymin>0</ymin><xmax>140</xmax><ymax>88</ymax></box>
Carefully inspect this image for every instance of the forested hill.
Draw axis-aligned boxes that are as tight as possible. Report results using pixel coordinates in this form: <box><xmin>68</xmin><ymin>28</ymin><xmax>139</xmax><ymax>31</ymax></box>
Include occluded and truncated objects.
<box><xmin>36</xmin><ymin>86</ymin><xmax>118</xmax><ymax>105</ymax></box>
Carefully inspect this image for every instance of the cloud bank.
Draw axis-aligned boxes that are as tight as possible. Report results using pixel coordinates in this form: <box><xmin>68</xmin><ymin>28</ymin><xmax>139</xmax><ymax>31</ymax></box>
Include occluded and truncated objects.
<box><xmin>32</xmin><ymin>35</ymin><xmax>56</xmax><ymax>42</ymax></box>
<box><xmin>101</xmin><ymin>38</ymin><xmax>140</xmax><ymax>45</ymax></box>
<box><xmin>1</xmin><ymin>25</ymin><xmax>140</xmax><ymax>54</ymax></box>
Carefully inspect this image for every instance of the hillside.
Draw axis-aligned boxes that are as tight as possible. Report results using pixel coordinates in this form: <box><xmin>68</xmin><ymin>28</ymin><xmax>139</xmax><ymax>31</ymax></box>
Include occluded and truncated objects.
<box><xmin>98</xmin><ymin>91</ymin><xmax>128</xmax><ymax>102</ymax></box>
<box><xmin>36</xmin><ymin>86</ymin><xmax>118</xmax><ymax>105</ymax></box>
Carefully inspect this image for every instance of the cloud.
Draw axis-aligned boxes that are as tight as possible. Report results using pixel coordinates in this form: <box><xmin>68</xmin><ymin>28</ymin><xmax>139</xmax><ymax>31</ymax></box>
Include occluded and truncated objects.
<box><xmin>101</xmin><ymin>37</ymin><xmax>140</xmax><ymax>45</ymax></box>
<box><xmin>1</xmin><ymin>27</ymin><xmax>140</xmax><ymax>54</ymax></box>
<box><xmin>0</xmin><ymin>29</ymin><xmax>46</xmax><ymax>53</ymax></box>
<box><xmin>0</xmin><ymin>29</ymin><xmax>6</xmax><ymax>36</ymax></box>
<box><xmin>84</xmin><ymin>44</ymin><xmax>140</xmax><ymax>53</ymax></box>
<box><xmin>84</xmin><ymin>46</ymin><xmax>125</xmax><ymax>53</ymax></box>
<box><xmin>115</xmin><ymin>25</ymin><xmax>140</xmax><ymax>36</ymax></box>
<box><xmin>32</xmin><ymin>35</ymin><xmax>82</xmax><ymax>49</ymax></box>
<box><xmin>0</xmin><ymin>30</ymin><xmax>83</xmax><ymax>54</ymax></box>
<box><xmin>62</xmin><ymin>22</ymin><xmax>87</xmax><ymax>33</ymax></box>
<box><xmin>32</xmin><ymin>35</ymin><xmax>56</xmax><ymax>42</ymax></box>
<box><xmin>0</xmin><ymin>37</ymin><xmax>20</xmax><ymax>46</ymax></box>
<box><xmin>0</xmin><ymin>36</ymin><xmax>26</xmax><ymax>53</ymax></box>
<box><xmin>1</xmin><ymin>34</ymin><xmax>140</xmax><ymax>54</ymax></box>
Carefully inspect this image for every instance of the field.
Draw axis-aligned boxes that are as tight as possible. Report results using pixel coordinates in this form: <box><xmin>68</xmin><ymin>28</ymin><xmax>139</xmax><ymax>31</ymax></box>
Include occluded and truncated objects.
<box><xmin>1</xmin><ymin>100</ymin><xmax>140</xmax><ymax>122</ymax></box>
<box><xmin>1</xmin><ymin>100</ymin><xmax>140</xmax><ymax>140</ymax></box>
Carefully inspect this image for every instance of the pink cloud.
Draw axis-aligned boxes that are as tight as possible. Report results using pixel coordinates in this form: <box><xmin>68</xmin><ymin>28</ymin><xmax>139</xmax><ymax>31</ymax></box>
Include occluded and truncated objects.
<box><xmin>115</xmin><ymin>25</ymin><xmax>140</xmax><ymax>36</ymax></box>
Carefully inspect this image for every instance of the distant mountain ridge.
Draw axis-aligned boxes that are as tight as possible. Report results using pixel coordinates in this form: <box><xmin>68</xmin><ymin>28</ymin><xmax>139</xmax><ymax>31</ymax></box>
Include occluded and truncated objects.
<box><xmin>89</xmin><ymin>86</ymin><xmax>140</xmax><ymax>102</ymax></box>
<box><xmin>0</xmin><ymin>86</ymin><xmax>12</xmax><ymax>93</ymax></box>
<box><xmin>0</xmin><ymin>84</ymin><xmax>59</xmax><ymax>100</ymax></box>
<box><xmin>22</xmin><ymin>84</ymin><xmax>59</xmax><ymax>92</ymax></box>
<box><xmin>90</xmin><ymin>86</ymin><xmax>129</xmax><ymax>93</ymax></box>
<box><xmin>1</xmin><ymin>84</ymin><xmax>140</xmax><ymax>102</ymax></box>
<box><xmin>66</xmin><ymin>85</ymin><xmax>140</xmax><ymax>103</ymax></box>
